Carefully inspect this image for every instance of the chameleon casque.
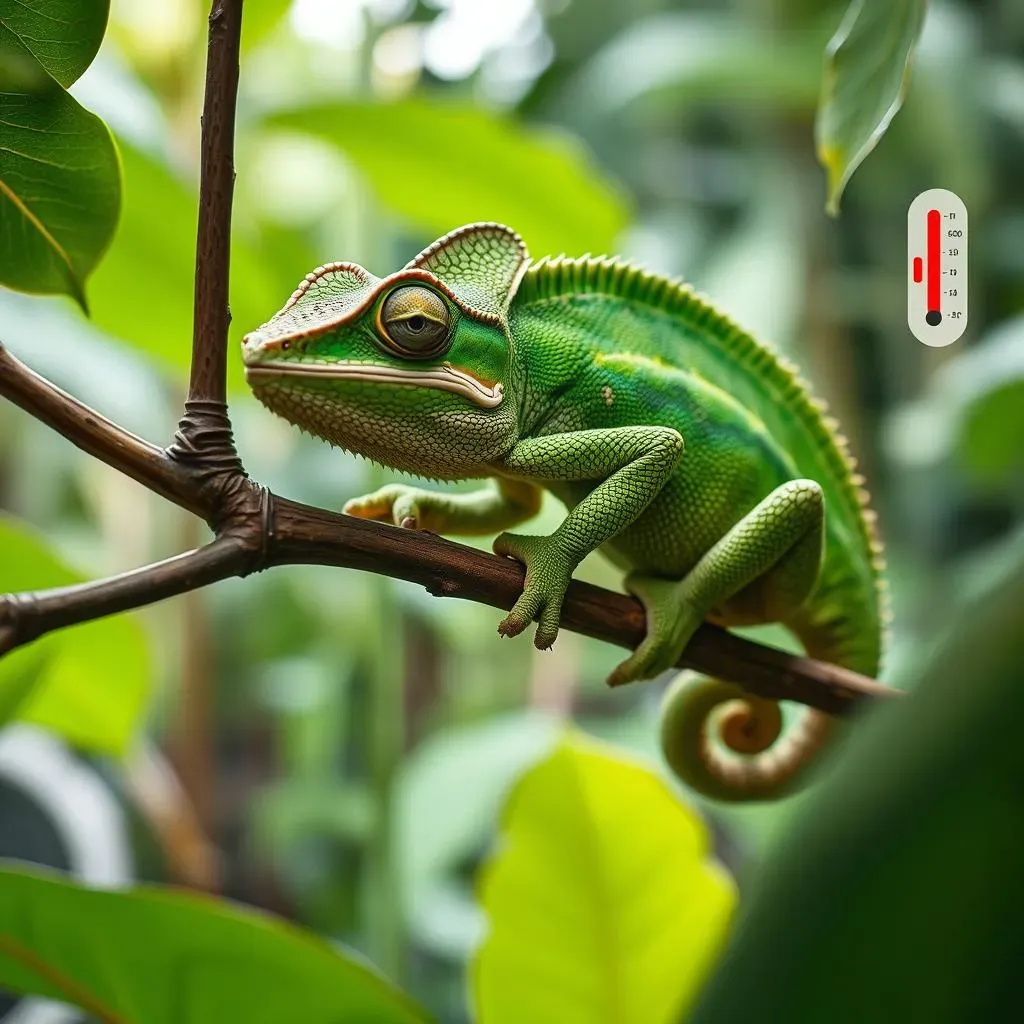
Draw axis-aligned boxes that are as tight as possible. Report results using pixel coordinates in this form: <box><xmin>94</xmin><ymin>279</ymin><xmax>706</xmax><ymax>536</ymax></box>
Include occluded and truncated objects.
<box><xmin>242</xmin><ymin>223</ymin><xmax>887</xmax><ymax>802</ymax></box>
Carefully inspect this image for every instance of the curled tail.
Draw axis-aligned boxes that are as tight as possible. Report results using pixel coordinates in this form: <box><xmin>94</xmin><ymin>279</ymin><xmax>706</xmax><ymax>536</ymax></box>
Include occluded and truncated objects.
<box><xmin>659</xmin><ymin>675</ymin><xmax>836</xmax><ymax>802</ymax></box>
<box><xmin>658</xmin><ymin>616</ymin><xmax>878</xmax><ymax>802</ymax></box>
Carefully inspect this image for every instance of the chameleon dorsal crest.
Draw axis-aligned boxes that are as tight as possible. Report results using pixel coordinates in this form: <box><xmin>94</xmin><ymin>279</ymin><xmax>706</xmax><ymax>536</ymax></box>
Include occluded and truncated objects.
<box><xmin>406</xmin><ymin>222</ymin><xmax>530</xmax><ymax>325</ymax></box>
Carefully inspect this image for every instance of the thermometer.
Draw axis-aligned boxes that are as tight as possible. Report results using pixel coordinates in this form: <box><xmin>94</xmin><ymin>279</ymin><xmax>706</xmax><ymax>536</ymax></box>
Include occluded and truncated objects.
<box><xmin>907</xmin><ymin>188</ymin><xmax>968</xmax><ymax>346</ymax></box>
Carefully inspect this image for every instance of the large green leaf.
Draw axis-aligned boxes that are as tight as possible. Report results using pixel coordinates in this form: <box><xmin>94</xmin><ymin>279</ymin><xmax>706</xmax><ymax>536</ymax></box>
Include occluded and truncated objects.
<box><xmin>268</xmin><ymin>99</ymin><xmax>630</xmax><ymax>258</ymax></box>
<box><xmin>0</xmin><ymin>0</ymin><xmax>109</xmax><ymax>87</ymax></box>
<box><xmin>690</xmin><ymin>532</ymin><xmax>1024</xmax><ymax>1023</ymax></box>
<box><xmin>0</xmin><ymin>30</ymin><xmax>121</xmax><ymax>309</ymax></box>
<box><xmin>816</xmin><ymin>0</ymin><xmax>929</xmax><ymax>214</ymax></box>
<box><xmin>0</xmin><ymin>866</ymin><xmax>431</xmax><ymax>1023</ymax></box>
<box><xmin>0</xmin><ymin>517</ymin><xmax>150</xmax><ymax>755</ymax></box>
<box><xmin>473</xmin><ymin>733</ymin><xmax>735</xmax><ymax>1024</ymax></box>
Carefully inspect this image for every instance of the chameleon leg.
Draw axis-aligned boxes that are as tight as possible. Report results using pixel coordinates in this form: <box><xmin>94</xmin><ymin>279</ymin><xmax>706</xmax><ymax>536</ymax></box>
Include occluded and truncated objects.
<box><xmin>344</xmin><ymin>477</ymin><xmax>541</xmax><ymax>535</ymax></box>
<box><xmin>493</xmin><ymin>426</ymin><xmax>684</xmax><ymax>649</ymax></box>
<box><xmin>609</xmin><ymin>478</ymin><xmax>824</xmax><ymax>685</ymax></box>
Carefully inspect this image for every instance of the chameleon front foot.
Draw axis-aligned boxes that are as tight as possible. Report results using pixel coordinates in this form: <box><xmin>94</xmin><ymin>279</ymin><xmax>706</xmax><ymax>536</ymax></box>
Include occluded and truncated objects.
<box><xmin>493</xmin><ymin>532</ymin><xmax>575</xmax><ymax>650</ymax></box>
<box><xmin>607</xmin><ymin>573</ymin><xmax>703</xmax><ymax>686</ymax></box>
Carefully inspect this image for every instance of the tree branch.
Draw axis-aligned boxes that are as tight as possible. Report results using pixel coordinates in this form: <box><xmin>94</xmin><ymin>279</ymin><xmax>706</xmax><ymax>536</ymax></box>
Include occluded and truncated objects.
<box><xmin>0</xmin><ymin>0</ymin><xmax>899</xmax><ymax>729</ymax></box>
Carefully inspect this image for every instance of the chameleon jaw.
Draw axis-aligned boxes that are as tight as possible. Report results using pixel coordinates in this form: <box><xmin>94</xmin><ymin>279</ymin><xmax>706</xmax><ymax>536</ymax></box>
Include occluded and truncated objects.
<box><xmin>243</xmin><ymin>360</ymin><xmax>504</xmax><ymax>410</ymax></box>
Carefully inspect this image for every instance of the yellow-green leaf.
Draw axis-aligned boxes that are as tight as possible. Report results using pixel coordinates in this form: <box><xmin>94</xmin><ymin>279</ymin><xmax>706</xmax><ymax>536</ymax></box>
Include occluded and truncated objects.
<box><xmin>473</xmin><ymin>732</ymin><xmax>735</xmax><ymax>1024</ymax></box>
<box><xmin>0</xmin><ymin>516</ymin><xmax>150</xmax><ymax>754</ymax></box>
<box><xmin>816</xmin><ymin>0</ymin><xmax>929</xmax><ymax>215</ymax></box>
<box><xmin>268</xmin><ymin>99</ymin><xmax>630</xmax><ymax>259</ymax></box>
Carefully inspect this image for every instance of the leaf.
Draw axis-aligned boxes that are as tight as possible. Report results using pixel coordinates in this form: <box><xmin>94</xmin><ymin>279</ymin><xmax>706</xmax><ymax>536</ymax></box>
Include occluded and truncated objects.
<box><xmin>0</xmin><ymin>0</ymin><xmax>109</xmax><ymax>87</ymax></box>
<box><xmin>473</xmin><ymin>732</ymin><xmax>735</xmax><ymax>1024</ymax></box>
<box><xmin>239</xmin><ymin>0</ymin><xmax>292</xmax><ymax>52</ymax></box>
<box><xmin>945</xmin><ymin>316</ymin><xmax>1024</xmax><ymax>484</ymax></box>
<box><xmin>696</xmin><ymin>160</ymin><xmax>805</xmax><ymax>349</ymax></box>
<box><xmin>268</xmin><ymin>99</ymin><xmax>630</xmax><ymax>259</ymax></box>
<box><xmin>396</xmin><ymin>711</ymin><xmax>561</xmax><ymax>958</ymax></box>
<box><xmin>0</xmin><ymin>865</ymin><xmax>431</xmax><ymax>1023</ymax></box>
<box><xmin>0</xmin><ymin>30</ymin><xmax>121</xmax><ymax>309</ymax></box>
<box><xmin>0</xmin><ymin>516</ymin><xmax>150</xmax><ymax>755</ymax></box>
<box><xmin>815</xmin><ymin>0</ymin><xmax>929</xmax><ymax>215</ymax></box>
<box><xmin>885</xmin><ymin>314</ymin><xmax>1024</xmax><ymax>485</ymax></box>
<box><xmin>690</xmin><ymin>532</ymin><xmax>1024</xmax><ymax>1024</ymax></box>
<box><xmin>82</xmin><ymin>137</ymin><xmax>311</xmax><ymax>389</ymax></box>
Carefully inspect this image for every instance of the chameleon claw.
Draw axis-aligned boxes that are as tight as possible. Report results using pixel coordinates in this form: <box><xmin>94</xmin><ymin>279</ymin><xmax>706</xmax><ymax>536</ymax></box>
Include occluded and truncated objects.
<box><xmin>493</xmin><ymin>531</ymin><xmax>572</xmax><ymax>649</ymax></box>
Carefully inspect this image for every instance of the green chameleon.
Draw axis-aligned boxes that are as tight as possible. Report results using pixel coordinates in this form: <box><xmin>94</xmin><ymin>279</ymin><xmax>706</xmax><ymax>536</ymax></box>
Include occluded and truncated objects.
<box><xmin>242</xmin><ymin>223</ymin><xmax>888</xmax><ymax>802</ymax></box>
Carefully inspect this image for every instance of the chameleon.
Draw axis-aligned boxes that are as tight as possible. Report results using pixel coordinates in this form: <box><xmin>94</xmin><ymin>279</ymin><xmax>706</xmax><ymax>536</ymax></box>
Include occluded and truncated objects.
<box><xmin>241</xmin><ymin>223</ymin><xmax>887</xmax><ymax>802</ymax></box>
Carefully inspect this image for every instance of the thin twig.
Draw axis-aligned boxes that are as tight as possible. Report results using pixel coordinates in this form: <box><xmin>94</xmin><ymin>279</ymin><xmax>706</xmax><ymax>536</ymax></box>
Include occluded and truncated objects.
<box><xmin>0</xmin><ymin>343</ymin><xmax>199</xmax><ymax>515</ymax></box>
<box><xmin>188</xmin><ymin>0</ymin><xmax>243</xmax><ymax>407</ymax></box>
<box><xmin>0</xmin><ymin>539</ymin><xmax>250</xmax><ymax>656</ymax></box>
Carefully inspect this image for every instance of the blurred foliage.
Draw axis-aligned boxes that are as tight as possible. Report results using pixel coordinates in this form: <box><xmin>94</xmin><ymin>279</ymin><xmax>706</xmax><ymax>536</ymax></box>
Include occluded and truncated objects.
<box><xmin>270</xmin><ymin>100</ymin><xmax>629</xmax><ymax>257</ymax></box>
<box><xmin>473</xmin><ymin>733</ymin><xmax>735</xmax><ymax>1024</ymax></box>
<box><xmin>692</xmin><ymin>529</ymin><xmax>1024</xmax><ymax>1024</ymax></box>
<box><xmin>0</xmin><ymin>0</ymin><xmax>1022</xmax><ymax>1020</ymax></box>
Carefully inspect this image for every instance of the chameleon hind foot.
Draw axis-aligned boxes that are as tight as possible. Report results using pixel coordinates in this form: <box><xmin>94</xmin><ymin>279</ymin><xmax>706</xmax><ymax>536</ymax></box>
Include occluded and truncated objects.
<box><xmin>607</xmin><ymin>573</ymin><xmax>704</xmax><ymax>686</ymax></box>
<box><xmin>344</xmin><ymin>484</ymin><xmax>434</xmax><ymax>530</ymax></box>
<box><xmin>493</xmin><ymin>531</ymin><xmax>575</xmax><ymax>650</ymax></box>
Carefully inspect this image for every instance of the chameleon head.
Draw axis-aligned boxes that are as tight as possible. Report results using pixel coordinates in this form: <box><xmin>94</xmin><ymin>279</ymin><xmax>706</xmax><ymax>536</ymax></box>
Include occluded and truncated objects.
<box><xmin>242</xmin><ymin>224</ymin><xmax>531</xmax><ymax>479</ymax></box>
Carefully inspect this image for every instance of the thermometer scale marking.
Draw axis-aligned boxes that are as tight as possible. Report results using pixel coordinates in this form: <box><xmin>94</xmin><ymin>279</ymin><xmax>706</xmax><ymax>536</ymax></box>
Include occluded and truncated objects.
<box><xmin>908</xmin><ymin>189</ymin><xmax>967</xmax><ymax>346</ymax></box>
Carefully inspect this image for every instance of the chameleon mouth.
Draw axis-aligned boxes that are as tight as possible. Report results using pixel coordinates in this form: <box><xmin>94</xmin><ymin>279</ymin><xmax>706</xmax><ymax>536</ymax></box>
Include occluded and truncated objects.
<box><xmin>244</xmin><ymin>360</ymin><xmax>504</xmax><ymax>410</ymax></box>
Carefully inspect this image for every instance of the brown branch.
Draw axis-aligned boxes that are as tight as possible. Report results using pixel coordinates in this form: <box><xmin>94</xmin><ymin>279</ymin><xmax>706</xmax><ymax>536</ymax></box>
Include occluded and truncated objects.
<box><xmin>0</xmin><ymin>489</ymin><xmax>895</xmax><ymax>715</ymax></box>
<box><xmin>188</xmin><ymin>0</ymin><xmax>243</xmax><ymax>407</ymax></box>
<box><xmin>0</xmin><ymin>343</ymin><xmax>201</xmax><ymax>516</ymax></box>
<box><xmin>0</xmin><ymin>0</ymin><xmax>899</xmax><ymax>731</ymax></box>
<box><xmin>268</xmin><ymin>499</ymin><xmax>895</xmax><ymax>716</ymax></box>
<box><xmin>0</xmin><ymin>538</ymin><xmax>251</xmax><ymax>656</ymax></box>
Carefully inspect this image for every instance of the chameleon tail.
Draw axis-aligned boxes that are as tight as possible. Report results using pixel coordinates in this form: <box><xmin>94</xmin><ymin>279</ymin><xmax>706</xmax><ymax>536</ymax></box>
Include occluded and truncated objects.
<box><xmin>657</xmin><ymin>599</ymin><xmax>887</xmax><ymax>801</ymax></box>
<box><xmin>658</xmin><ymin>673</ymin><xmax>835</xmax><ymax>802</ymax></box>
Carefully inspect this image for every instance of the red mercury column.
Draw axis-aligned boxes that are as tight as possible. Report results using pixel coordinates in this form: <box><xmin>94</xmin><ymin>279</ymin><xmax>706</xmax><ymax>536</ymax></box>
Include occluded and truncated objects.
<box><xmin>926</xmin><ymin>209</ymin><xmax>941</xmax><ymax>326</ymax></box>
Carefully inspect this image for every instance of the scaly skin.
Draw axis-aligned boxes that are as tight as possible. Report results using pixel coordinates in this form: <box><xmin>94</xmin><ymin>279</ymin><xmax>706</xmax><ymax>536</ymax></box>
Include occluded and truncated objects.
<box><xmin>242</xmin><ymin>223</ymin><xmax>888</xmax><ymax>802</ymax></box>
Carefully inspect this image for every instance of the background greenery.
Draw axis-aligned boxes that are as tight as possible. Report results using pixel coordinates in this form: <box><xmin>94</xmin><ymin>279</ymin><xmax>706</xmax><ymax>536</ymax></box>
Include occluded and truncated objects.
<box><xmin>0</xmin><ymin>0</ymin><xmax>1022</xmax><ymax>1021</ymax></box>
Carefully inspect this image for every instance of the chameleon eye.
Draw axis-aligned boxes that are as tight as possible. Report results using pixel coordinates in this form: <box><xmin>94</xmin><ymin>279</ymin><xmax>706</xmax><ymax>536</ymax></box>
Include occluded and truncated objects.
<box><xmin>378</xmin><ymin>285</ymin><xmax>452</xmax><ymax>358</ymax></box>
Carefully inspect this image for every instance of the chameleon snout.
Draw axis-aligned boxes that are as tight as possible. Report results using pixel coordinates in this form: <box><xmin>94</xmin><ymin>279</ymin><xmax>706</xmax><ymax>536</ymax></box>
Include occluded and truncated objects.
<box><xmin>241</xmin><ymin>329</ymin><xmax>288</xmax><ymax>365</ymax></box>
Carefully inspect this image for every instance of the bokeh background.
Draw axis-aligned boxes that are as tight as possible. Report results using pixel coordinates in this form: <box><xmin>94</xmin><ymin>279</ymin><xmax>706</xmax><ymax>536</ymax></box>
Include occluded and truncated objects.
<box><xmin>1</xmin><ymin>0</ymin><xmax>1023</xmax><ymax>1020</ymax></box>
